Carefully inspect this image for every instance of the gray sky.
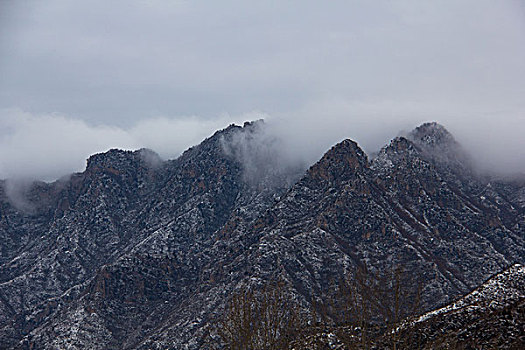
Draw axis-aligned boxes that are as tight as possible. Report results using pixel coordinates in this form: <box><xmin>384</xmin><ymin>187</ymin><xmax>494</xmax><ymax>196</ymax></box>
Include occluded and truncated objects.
<box><xmin>0</xmin><ymin>0</ymin><xmax>524</xmax><ymax>180</ymax></box>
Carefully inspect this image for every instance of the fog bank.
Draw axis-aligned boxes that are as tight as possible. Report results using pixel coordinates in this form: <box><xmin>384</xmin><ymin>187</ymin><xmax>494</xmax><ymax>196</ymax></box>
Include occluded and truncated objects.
<box><xmin>1</xmin><ymin>105</ymin><xmax>523</xmax><ymax>182</ymax></box>
<box><xmin>1</xmin><ymin>1</ymin><xmax>523</xmax><ymax>180</ymax></box>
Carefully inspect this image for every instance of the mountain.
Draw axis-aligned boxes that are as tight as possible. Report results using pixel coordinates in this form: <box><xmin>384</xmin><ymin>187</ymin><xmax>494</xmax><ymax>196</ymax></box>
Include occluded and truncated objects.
<box><xmin>0</xmin><ymin>121</ymin><xmax>523</xmax><ymax>349</ymax></box>
<box><xmin>391</xmin><ymin>263</ymin><xmax>525</xmax><ymax>349</ymax></box>
<box><xmin>0</xmin><ymin>121</ymin><xmax>303</xmax><ymax>349</ymax></box>
<box><xmin>293</xmin><ymin>264</ymin><xmax>525</xmax><ymax>349</ymax></box>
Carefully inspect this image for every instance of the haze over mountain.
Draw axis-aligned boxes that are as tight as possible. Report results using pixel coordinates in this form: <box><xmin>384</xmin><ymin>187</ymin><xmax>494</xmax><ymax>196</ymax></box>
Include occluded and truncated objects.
<box><xmin>1</xmin><ymin>111</ymin><xmax>524</xmax><ymax>183</ymax></box>
<box><xmin>0</xmin><ymin>121</ymin><xmax>523</xmax><ymax>349</ymax></box>
<box><xmin>1</xmin><ymin>1</ymin><xmax>524</xmax><ymax>348</ymax></box>
<box><xmin>1</xmin><ymin>1</ymin><xmax>525</xmax><ymax>180</ymax></box>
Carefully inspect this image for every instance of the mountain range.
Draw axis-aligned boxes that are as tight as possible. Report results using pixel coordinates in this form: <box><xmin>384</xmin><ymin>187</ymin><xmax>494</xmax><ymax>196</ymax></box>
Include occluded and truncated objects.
<box><xmin>0</xmin><ymin>121</ymin><xmax>523</xmax><ymax>349</ymax></box>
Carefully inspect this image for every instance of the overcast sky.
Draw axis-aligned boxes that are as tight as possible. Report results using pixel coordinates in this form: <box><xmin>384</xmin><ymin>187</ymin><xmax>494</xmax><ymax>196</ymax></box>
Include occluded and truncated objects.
<box><xmin>0</xmin><ymin>0</ymin><xmax>524</xmax><ymax>180</ymax></box>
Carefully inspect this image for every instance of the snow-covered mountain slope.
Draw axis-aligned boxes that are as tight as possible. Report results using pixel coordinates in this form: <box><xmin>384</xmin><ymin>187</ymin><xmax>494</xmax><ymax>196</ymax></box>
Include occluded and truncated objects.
<box><xmin>390</xmin><ymin>264</ymin><xmax>525</xmax><ymax>349</ymax></box>
<box><xmin>0</xmin><ymin>122</ymin><xmax>523</xmax><ymax>349</ymax></box>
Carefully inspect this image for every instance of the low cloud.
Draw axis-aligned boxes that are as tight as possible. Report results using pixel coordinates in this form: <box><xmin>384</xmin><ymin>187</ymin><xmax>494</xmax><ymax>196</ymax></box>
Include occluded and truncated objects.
<box><xmin>1</xmin><ymin>1</ymin><xmax>524</xmax><ymax>181</ymax></box>
<box><xmin>220</xmin><ymin>120</ymin><xmax>307</xmax><ymax>190</ymax></box>
<box><xmin>3</xmin><ymin>178</ymin><xmax>37</xmax><ymax>213</ymax></box>
<box><xmin>264</xmin><ymin>97</ymin><xmax>525</xmax><ymax>176</ymax></box>
<box><xmin>0</xmin><ymin>108</ymin><xmax>245</xmax><ymax>181</ymax></box>
<box><xmin>1</xmin><ymin>103</ymin><xmax>524</xmax><ymax>184</ymax></box>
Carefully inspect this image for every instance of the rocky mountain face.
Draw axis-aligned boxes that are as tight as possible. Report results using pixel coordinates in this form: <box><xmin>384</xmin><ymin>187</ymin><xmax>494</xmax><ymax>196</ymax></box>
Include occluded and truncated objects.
<box><xmin>390</xmin><ymin>263</ymin><xmax>525</xmax><ymax>349</ymax></box>
<box><xmin>0</xmin><ymin>122</ymin><xmax>523</xmax><ymax>349</ymax></box>
<box><xmin>293</xmin><ymin>264</ymin><xmax>525</xmax><ymax>349</ymax></box>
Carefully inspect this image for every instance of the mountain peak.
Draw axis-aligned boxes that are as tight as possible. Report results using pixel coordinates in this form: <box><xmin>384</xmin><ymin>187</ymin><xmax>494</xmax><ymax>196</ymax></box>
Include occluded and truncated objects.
<box><xmin>306</xmin><ymin>139</ymin><xmax>367</xmax><ymax>184</ymax></box>
<box><xmin>387</xmin><ymin>136</ymin><xmax>418</xmax><ymax>153</ymax></box>
<box><xmin>407</xmin><ymin>122</ymin><xmax>456</xmax><ymax>148</ymax></box>
<box><xmin>406</xmin><ymin>122</ymin><xmax>470</xmax><ymax>169</ymax></box>
<box><xmin>86</xmin><ymin>148</ymin><xmax>161</xmax><ymax>174</ymax></box>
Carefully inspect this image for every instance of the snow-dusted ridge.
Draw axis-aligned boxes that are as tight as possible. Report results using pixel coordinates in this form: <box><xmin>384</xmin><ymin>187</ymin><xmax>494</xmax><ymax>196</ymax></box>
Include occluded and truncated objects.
<box><xmin>409</xmin><ymin>263</ymin><xmax>524</xmax><ymax>326</ymax></box>
<box><xmin>1</xmin><ymin>122</ymin><xmax>524</xmax><ymax>349</ymax></box>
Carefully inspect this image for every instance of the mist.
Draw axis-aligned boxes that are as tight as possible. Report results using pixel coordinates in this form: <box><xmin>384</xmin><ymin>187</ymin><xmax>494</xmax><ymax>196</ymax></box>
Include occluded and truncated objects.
<box><xmin>1</xmin><ymin>105</ymin><xmax>523</xmax><ymax>184</ymax></box>
<box><xmin>0</xmin><ymin>108</ymin><xmax>247</xmax><ymax>181</ymax></box>
<box><xmin>265</xmin><ymin>98</ymin><xmax>525</xmax><ymax>175</ymax></box>
<box><xmin>0</xmin><ymin>1</ymin><xmax>524</xmax><ymax>181</ymax></box>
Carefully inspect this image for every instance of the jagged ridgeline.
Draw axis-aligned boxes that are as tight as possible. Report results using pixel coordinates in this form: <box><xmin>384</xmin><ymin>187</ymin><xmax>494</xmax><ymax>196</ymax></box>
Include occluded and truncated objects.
<box><xmin>0</xmin><ymin>121</ymin><xmax>523</xmax><ymax>349</ymax></box>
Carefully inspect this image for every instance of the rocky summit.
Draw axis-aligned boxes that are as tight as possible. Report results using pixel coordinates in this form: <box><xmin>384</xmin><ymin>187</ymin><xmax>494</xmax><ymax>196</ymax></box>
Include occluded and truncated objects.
<box><xmin>0</xmin><ymin>122</ymin><xmax>523</xmax><ymax>349</ymax></box>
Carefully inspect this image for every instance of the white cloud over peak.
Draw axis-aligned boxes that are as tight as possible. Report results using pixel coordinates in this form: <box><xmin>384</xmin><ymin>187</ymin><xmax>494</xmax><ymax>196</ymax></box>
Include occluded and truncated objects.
<box><xmin>0</xmin><ymin>1</ymin><xmax>524</xmax><ymax>180</ymax></box>
<box><xmin>0</xmin><ymin>109</ymin><xmax>248</xmax><ymax>181</ymax></box>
